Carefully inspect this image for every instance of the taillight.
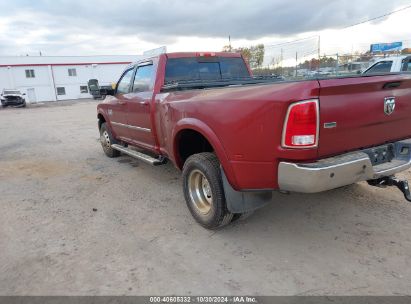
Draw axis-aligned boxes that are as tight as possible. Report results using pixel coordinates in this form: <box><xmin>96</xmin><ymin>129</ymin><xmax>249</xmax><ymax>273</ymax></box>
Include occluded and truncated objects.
<box><xmin>282</xmin><ymin>99</ymin><xmax>319</xmax><ymax>148</ymax></box>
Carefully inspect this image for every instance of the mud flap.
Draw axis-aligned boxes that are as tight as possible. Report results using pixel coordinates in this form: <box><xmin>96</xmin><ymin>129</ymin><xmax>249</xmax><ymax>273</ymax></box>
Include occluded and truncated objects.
<box><xmin>221</xmin><ymin>169</ymin><xmax>273</xmax><ymax>213</ymax></box>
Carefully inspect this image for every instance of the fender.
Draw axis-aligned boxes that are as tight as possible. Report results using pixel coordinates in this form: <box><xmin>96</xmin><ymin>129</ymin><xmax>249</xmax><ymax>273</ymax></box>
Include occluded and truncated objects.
<box><xmin>97</xmin><ymin>110</ymin><xmax>106</xmax><ymax>127</ymax></box>
<box><xmin>97</xmin><ymin>109</ymin><xmax>114</xmax><ymax>132</ymax></box>
<box><xmin>172</xmin><ymin>117</ymin><xmax>239</xmax><ymax>190</ymax></box>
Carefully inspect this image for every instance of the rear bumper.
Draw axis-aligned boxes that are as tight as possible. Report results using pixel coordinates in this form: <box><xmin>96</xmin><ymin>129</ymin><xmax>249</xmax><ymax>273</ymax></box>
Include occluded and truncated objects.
<box><xmin>278</xmin><ymin>139</ymin><xmax>411</xmax><ymax>193</ymax></box>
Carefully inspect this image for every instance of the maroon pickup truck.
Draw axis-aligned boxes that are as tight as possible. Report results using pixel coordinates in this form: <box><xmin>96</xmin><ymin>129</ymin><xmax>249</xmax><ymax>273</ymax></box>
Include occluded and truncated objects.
<box><xmin>97</xmin><ymin>52</ymin><xmax>411</xmax><ymax>229</ymax></box>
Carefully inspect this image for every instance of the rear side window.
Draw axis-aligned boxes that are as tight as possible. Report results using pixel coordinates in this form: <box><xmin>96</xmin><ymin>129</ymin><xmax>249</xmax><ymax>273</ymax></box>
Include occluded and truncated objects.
<box><xmin>165</xmin><ymin>57</ymin><xmax>249</xmax><ymax>83</ymax></box>
<box><xmin>364</xmin><ymin>61</ymin><xmax>393</xmax><ymax>75</ymax></box>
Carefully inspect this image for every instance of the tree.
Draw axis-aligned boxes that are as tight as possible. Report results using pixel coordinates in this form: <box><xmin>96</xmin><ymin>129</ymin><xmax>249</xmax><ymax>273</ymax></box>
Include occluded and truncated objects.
<box><xmin>222</xmin><ymin>45</ymin><xmax>232</xmax><ymax>52</ymax></box>
<box><xmin>223</xmin><ymin>44</ymin><xmax>265</xmax><ymax>69</ymax></box>
<box><xmin>236</xmin><ymin>47</ymin><xmax>252</xmax><ymax>64</ymax></box>
<box><xmin>251</xmin><ymin>44</ymin><xmax>265</xmax><ymax>68</ymax></box>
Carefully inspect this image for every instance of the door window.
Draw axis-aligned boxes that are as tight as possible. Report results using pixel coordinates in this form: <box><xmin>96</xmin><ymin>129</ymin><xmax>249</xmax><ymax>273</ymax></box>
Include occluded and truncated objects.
<box><xmin>116</xmin><ymin>68</ymin><xmax>135</xmax><ymax>94</ymax></box>
<box><xmin>364</xmin><ymin>61</ymin><xmax>393</xmax><ymax>75</ymax></box>
<box><xmin>132</xmin><ymin>64</ymin><xmax>154</xmax><ymax>92</ymax></box>
<box><xmin>402</xmin><ymin>58</ymin><xmax>411</xmax><ymax>71</ymax></box>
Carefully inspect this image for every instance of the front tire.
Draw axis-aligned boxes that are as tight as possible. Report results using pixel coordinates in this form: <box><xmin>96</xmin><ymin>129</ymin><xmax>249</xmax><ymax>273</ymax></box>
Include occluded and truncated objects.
<box><xmin>182</xmin><ymin>153</ymin><xmax>233</xmax><ymax>229</ymax></box>
<box><xmin>100</xmin><ymin>122</ymin><xmax>120</xmax><ymax>158</ymax></box>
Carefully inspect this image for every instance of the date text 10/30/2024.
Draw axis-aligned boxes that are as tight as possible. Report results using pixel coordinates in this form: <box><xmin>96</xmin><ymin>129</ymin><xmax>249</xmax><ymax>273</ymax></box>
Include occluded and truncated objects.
<box><xmin>149</xmin><ymin>296</ymin><xmax>258</xmax><ymax>303</ymax></box>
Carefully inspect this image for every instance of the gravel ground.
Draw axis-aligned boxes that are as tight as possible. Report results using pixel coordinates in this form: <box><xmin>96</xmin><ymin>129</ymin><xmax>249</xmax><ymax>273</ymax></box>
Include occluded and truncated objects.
<box><xmin>1</xmin><ymin>100</ymin><xmax>411</xmax><ymax>296</ymax></box>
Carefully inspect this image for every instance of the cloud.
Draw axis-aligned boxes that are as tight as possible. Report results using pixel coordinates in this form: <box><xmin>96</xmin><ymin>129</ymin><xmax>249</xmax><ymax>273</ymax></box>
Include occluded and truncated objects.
<box><xmin>0</xmin><ymin>0</ymin><xmax>410</xmax><ymax>55</ymax></box>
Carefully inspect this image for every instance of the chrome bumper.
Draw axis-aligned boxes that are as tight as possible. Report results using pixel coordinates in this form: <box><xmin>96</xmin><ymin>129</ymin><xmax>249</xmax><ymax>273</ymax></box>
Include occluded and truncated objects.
<box><xmin>278</xmin><ymin>139</ymin><xmax>411</xmax><ymax>193</ymax></box>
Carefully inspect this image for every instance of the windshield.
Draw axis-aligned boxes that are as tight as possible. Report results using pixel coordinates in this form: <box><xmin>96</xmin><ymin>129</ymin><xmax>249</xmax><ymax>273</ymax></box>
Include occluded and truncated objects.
<box><xmin>165</xmin><ymin>57</ymin><xmax>250</xmax><ymax>83</ymax></box>
<box><xmin>3</xmin><ymin>90</ymin><xmax>21</xmax><ymax>95</ymax></box>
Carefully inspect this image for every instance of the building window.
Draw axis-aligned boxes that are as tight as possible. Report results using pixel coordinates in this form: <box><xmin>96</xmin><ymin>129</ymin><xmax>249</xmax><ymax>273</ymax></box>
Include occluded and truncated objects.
<box><xmin>25</xmin><ymin>69</ymin><xmax>35</xmax><ymax>78</ymax></box>
<box><xmin>80</xmin><ymin>86</ymin><xmax>88</xmax><ymax>93</ymax></box>
<box><xmin>68</xmin><ymin>68</ymin><xmax>77</xmax><ymax>77</ymax></box>
<box><xmin>57</xmin><ymin>87</ymin><xmax>66</xmax><ymax>95</ymax></box>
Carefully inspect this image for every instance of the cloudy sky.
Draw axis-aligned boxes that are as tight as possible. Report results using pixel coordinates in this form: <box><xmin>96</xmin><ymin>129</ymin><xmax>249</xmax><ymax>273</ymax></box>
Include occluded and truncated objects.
<box><xmin>0</xmin><ymin>0</ymin><xmax>410</xmax><ymax>60</ymax></box>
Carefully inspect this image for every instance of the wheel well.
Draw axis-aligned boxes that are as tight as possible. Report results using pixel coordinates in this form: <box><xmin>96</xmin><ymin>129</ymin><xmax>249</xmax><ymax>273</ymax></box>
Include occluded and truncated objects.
<box><xmin>177</xmin><ymin>129</ymin><xmax>214</xmax><ymax>166</ymax></box>
<box><xmin>97</xmin><ymin>113</ymin><xmax>106</xmax><ymax>130</ymax></box>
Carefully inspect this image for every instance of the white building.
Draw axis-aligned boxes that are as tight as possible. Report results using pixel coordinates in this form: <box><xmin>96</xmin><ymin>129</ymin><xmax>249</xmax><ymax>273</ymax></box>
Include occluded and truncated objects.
<box><xmin>0</xmin><ymin>55</ymin><xmax>141</xmax><ymax>102</ymax></box>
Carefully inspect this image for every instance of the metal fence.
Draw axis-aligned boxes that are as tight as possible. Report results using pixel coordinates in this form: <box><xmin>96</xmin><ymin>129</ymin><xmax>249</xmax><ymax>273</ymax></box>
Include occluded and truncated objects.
<box><xmin>258</xmin><ymin>36</ymin><xmax>408</xmax><ymax>79</ymax></box>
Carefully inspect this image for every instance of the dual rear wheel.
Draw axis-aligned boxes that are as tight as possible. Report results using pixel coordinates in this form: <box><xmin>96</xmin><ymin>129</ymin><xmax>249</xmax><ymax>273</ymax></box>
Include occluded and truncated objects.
<box><xmin>183</xmin><ymin>152</ymin><xmax>252</xmax><ymax>229</ymax></box>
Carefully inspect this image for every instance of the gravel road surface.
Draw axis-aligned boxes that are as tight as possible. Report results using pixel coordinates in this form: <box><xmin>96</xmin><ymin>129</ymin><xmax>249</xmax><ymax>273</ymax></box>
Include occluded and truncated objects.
<box><xmin>1</xmin><ymin>100</ymin><xmax>411</xmax><ymax>295</ymax></box>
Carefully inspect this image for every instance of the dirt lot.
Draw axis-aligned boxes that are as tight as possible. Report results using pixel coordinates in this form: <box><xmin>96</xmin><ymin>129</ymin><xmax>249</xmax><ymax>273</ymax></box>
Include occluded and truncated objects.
<box><xmin>1</xmin><ymin>100</ymin><xmax>411</xmax><ymax>296</ymax></box>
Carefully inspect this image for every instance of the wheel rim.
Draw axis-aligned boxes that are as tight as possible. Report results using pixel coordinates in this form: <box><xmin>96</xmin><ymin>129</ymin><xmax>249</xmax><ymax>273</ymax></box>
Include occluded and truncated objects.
<box><xmin>101</xmin><ymin>130</ymin><xmax>111</xmax><ymax>149</ymax></box>
<box><xmin>187</xmin><ymin>169</ymin><xmax>213</xmax><ymax>215</ymax></box>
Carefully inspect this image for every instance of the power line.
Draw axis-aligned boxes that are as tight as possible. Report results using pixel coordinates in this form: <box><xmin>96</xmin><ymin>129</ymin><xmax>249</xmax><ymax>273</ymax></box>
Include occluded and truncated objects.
<box><xmin>265</xmin><ymin>35</ymin><xmax>319</xmax><ymax>48</ymax></box>
<box><xmin>341</xmin><ymin>4</ymin><xmax>411</xmax><ymax>29</ymax></box>
<box><xmin>266</xmin><ymin>4</ymin><xmax>411</xmax><ymax>50</ymax></box>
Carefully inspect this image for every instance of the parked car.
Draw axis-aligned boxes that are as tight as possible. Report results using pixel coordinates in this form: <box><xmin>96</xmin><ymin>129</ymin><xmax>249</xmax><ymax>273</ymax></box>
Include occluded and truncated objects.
<box><xmin>1</xmin><ymin>89</ymin><xmax>26</xmax><ymax>107</ymax></box>
<box><xmin>363</xmin><ymin>55</ymin><xmax>411</xmax><ymax>75</ymax></box>
<box><xmin>97</xmin><ymin>52</ymin><xmax>411</xmax><ymax>229</ymax></box>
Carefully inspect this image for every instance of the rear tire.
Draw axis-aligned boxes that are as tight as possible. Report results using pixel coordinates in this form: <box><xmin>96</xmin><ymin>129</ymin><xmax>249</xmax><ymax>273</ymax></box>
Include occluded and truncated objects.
<box><xmin>182</xmin><ymin>153</ymin><xmax>233</xmax><ymax>229</ymax></box>
<box><xmin>100</xmin><ymin>122</ymin><xmax>120</xmax><ymax>158</ymax></box>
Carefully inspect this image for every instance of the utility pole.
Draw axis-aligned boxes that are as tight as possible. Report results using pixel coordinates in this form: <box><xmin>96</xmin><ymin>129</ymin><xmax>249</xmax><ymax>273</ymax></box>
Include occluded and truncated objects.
<box><xmin>229</xmin><ymin>35</ymin><xmax>232</xmax><ymax>52</ymax></box>
<box><xmin>318</xmin><ymin>35</ymin><xmax>321</xmax><ymax>72</ymax></box>
<box><xmin>280</xmin><ymin>48</ymin><xmax>283</xmax><ymax>75</ymax></box>
<box><xmin>295</xmin><ymin>52</ymin><xmax>298</xmax><ymax>77</ymax></box>
<box><xmin>336</xmin><ymin>53</ymin><xmax>339</xmax><ymax>76</ymax></box>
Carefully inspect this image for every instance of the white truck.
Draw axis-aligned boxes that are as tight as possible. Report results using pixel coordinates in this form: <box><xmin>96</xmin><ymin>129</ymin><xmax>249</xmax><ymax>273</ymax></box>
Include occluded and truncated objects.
<box><xmin>0</xmin><ymin>89</ymin><xmax>27</xmax><ymax>108</ymax></box>
<box><xmin>363</xmin><ymin>55</ymin><xmax>411</xmax><ymax>75</ymax></box>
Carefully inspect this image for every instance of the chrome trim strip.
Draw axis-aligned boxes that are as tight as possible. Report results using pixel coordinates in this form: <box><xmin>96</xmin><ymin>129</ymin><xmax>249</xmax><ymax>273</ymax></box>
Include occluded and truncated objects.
<box><xmin>281</xmin><ymin>99</ymin><xmax>320</xmax><ymax>149</ymax></box>
<box><xmin>111</xmin><ymin>121</ymin><xmax>151</xmax><ymax>133</ymax></box>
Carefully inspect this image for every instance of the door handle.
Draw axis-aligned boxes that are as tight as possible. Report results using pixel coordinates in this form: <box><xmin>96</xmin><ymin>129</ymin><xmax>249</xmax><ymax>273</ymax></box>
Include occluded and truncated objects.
<box><xmin>118</xmin><ymin>100</ymin><xmax>126</xmax><ymax>105</ymax></box>
<box><xmin>139</xmin><ymin>101</ymin><xmax>149</xmax><ymax>105</ymax></box>
<box><xmin>383</xmin><ymin>81</ymin><xmax>401</xmax><ymax>89</ymax></box>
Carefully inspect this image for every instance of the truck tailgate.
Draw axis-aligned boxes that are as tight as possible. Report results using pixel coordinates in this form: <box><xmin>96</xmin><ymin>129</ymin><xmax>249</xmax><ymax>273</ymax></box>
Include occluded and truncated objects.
<box><xmin>318</xmin><ymin>74</ymin><xmax>411</xmax><ymax>157</ymax></box>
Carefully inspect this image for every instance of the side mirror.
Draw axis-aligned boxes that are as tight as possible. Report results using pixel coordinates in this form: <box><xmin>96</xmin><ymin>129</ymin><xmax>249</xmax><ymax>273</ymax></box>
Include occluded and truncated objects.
<box><xmin>100</xmin><ymin>88</ymin><xmax>115</xmax><ymax>96</ymax></box>
<box><xmin>357</xmin><ymin>70</ymin><xmax>361</xmax><ymax>75</ymax></box>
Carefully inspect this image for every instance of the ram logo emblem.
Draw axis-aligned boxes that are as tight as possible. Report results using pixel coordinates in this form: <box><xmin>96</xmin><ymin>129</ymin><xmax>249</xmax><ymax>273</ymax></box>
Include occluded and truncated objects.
<box><xmin>384</xmin><ymin>97</ymin><xmax>395</xmax><ymax>115</ymax></box>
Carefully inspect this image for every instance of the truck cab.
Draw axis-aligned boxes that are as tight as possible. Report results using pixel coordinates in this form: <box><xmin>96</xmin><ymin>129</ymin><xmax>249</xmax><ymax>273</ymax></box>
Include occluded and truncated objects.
<box><xmin>363</xmin><ymin>55</ymin><xmax>411</xmax><ymax>75</ymax></box>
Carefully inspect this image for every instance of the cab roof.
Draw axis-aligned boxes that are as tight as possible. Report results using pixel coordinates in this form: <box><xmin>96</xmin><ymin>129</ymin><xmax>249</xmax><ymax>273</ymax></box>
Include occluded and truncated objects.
<box><xmin>126</xmin><ymin>51</ymin><xmax>244</xmax><ymax>70</ymax></box>
<box><xmin>165</xmin><ymin>52</ymin><xmax>242</xmax><ymax>59</ymax></box>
